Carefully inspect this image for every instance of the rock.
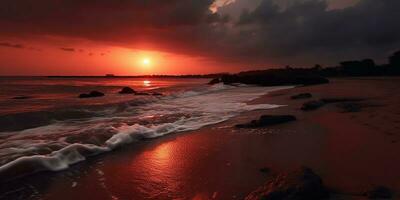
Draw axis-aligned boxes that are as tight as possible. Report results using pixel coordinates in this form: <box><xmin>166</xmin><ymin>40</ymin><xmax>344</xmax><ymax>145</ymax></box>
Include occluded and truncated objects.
<box><xmin>236</xmin><ymin>115</ymin><xmax>296</xmax><ymax>128</ymax></box>
<box><xmin>135</xmin><ymin>92</ymin><xmax>150</xmax><ymax>96</ymax></box>
<box><xmin>363</xmin><ymin>186</ymin><xmax>392</xmax><ymax>199</ymax></box>
<box><xmin>79</xmin><ymin>91</ymin><xmax>105</xmax><ymax>98</ymax></box>
<box><xmin>119</xmin><ymin>87</ymin><xmax>136</xmax><ymax>94</ymax></box>
<box><xmin>301</xmin><ymin>100</ymin><xmax>325</xmax><ymax>111</ymax></box>
<box><xmin>208</xmin><ymin>78</ymin><xmax>221</xmax><ymax>85</ymax></box>
<box><xmin>260</xmin><ymin>167</ymin><xmax>271</xmax><ymax>173</ymax></box>
<box><xmin>291</xmin><ymin>93</ymin><xmax>312</xmax><ymax>100</ymax></box>
<box><xmin>246</xmin><ymin>167</ymin><xmax>329</xmax><ymax>200</ymax></box>
<box><xmin>152</xmin><ymin>92</ymin><xmax>163</xmax><ymax>96</ymax></box>
<box><xmin>89</xmin><ymin>91</ymin><xmax>105</xmax><ymax>97</ymax></box>
<box><xmin>320</xmin><ymin>98</ymin><xmax>363</xmax><ymax>104</ymax></box>
<box><xmin>12</xmin><ymin>96</ymin><xmax>33</xmax><ymax>100</ymax></box>
<box><xmin>79</xmin><ymin>94</ymin><xmax>90</xmax><ymax>98</ymax></box>
<box><xmin>301</xmin><ymin>98</ymin><xmax>364</xmax><ymax>111</ymax></box>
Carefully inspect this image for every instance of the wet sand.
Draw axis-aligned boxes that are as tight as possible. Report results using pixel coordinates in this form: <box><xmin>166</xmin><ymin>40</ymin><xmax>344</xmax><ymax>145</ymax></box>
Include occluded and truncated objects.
<box><xmin>2</xmin><ymin>77</ymin><xmax>400</xmax><ymax>199</ymax></box>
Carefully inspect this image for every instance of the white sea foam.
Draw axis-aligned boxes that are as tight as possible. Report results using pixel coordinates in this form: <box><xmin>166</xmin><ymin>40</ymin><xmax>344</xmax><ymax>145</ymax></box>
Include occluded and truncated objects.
<box><xmin>0</xmin><ymin>84</ymin><xmax>293</xmax><ymax>178</ymax></box>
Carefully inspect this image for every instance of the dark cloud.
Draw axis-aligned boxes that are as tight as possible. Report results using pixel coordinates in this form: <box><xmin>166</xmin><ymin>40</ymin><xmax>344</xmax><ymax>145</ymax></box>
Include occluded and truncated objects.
<box><xmin>0</xmin><ymin>42</ymin><xmax>42</xmax><ymax>51</ymax></box>
<box><xmin>0</xmin><ymin>42</ymin><xmax>24</xmax><ymax>49</ymax></box>
<box><xmin>216</xmin><ymin>0</ymin><xmax>400</xmax><ymax>65</ymax></box>
<box><xmin>0</xmin><ymin>0</ymin><xmax>399</xmax><ymax>66</ymax></box>
<box><xmin>60</xmin><ymin>47</ymin><xmax>75</xmax><ymax>52</ymax></box>
<box><xmin>0</xmin><ymin>0</ymin><xmax>227</xmax><ymax>53</ymax></box>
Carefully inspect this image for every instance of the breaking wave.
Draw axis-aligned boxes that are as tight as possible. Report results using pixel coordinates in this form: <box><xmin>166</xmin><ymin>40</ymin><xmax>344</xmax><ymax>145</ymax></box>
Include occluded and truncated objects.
<box><xmin>0</xmin><ymin>84</ymin><xmax>293</xmax><ymax>180</ymax></box>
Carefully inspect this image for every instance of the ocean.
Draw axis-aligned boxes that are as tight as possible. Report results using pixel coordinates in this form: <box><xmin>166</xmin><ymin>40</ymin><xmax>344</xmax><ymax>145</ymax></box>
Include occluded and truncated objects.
<box><xmin>0</xmin><ymin>77</ymin><xmax>291</xmax><ymax>178</ymax></box>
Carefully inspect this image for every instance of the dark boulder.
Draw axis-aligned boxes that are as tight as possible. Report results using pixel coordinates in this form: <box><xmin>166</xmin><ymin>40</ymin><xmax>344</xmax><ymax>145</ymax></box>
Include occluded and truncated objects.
<box><xmin>79</xmin><ymin>94</ymin><xmax>90</xmax><ymax>98</ymax></box>
<box><xmin>301</xmin><ymin>100</ymin><xmax>325</xmax><ymax>111</ymax></box>
<box><xmin>208</xmin><ymin>78</ymin><xmax>221</xmax><ymax>85</ymax></box>
<box><xmin>236</xmin><ymin>115</ymin><xmax>296</xmax><ymax>128</ymax></box>
<box><xmin>320</xmin><ymin>98</ymin><xmax>363</xmax><ymax>104</ymax></box>
<box><xmin>79</xmin><ymin>91</ymin><xmax>105</xmax><ymax>98</ymax></box>
<box><xmin>135</xmin><ymin>92</ymin><xmax>150</xmax><ymax>96</ymax></box>
<box><xmin>12</xmin><ymin>96</ymin><xmax>33</xmax><ymax>100</ymax></box>
<box><xmin>260</xmin><ymin>167</ymin><xmax>271</xmax><ymax>173</ymax></box>
<box><xmin>119</xmin><ymin>87</ymin><xmax>136</xmax><ymax>94</ymax></box>
<box><xmin>363</xmin><ymin>186</ymin><xmax>392</xmax><ymax>199</ymax></box>
<box><xmin>291</xmin><ymin>93</ymin><xmax>312</xmax><ymax>100</ymax></box>
<box><xmin>246</xmin><ymin>167</ymin><xmax>329</xmax><ymax>200</ymax></box>
<box><xmin>221</xmin><ymin>74</ymin><xmax>240</xmax><ymax>84</ymax></box>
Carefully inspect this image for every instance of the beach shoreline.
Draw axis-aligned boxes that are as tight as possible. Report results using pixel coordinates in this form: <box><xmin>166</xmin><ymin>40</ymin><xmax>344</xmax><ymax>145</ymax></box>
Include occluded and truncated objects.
<box><xmin>1</xmin><ymin>77</ymin><xmax>400</xmax><ymax>200</ymax></box>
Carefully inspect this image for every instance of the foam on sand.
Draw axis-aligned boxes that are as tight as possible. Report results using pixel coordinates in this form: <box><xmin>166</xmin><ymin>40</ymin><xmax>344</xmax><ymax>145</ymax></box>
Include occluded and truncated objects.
<box><xmin>0</xmin><ymin>84</ymin><xmax>293</xmax><ymax>179</ymax></box>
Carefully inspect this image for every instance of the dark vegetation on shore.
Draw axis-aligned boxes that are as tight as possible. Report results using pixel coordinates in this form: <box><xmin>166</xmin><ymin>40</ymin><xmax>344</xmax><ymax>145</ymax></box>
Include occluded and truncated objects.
<box><xmin>209</xmin><ymin>50</ymin><xmax>400</xmax><ymax>86</ymax></box>
<box><xmin>44</xmin><ymin>50</ymin><xmax>400</xmax><ymax>88</ymax></box>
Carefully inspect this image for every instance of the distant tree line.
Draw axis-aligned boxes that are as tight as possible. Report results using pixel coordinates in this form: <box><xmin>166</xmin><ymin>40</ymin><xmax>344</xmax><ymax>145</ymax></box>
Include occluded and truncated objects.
<box><xmin>311</xmin><ymin>50</ymin><xmax>400</xmax><ymax>77</ymax></box>
<box><xmin>208</xmin><ymin>50</ymin><xmax>400</xmax><ymax>86</ymax></box>
<box><xmin>48</xmin><ymin>50</ymin><xmax>400</xmax><ymax>79</ymax></box>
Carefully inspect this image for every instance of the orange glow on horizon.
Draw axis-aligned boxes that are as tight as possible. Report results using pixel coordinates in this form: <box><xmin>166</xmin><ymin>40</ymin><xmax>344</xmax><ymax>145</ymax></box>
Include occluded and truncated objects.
<box><xmin>0</xmin><ymin>38</ymin><xmax>243</xmax><ymax>76</ymax></box>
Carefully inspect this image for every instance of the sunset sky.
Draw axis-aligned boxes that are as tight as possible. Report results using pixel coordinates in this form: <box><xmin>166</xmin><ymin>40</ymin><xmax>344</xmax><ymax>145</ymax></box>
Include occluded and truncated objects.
<box><xmin>0</xmin><ymin>0</ymin><xmax>399</xmax><ymax>75</ymax></box>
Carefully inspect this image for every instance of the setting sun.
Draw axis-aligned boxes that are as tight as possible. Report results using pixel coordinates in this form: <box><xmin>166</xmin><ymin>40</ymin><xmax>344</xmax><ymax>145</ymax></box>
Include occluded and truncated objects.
<box><xmin>142</xmin><ymin>58</ymin><xmax>151</xmax><ymax>65</ymax></box>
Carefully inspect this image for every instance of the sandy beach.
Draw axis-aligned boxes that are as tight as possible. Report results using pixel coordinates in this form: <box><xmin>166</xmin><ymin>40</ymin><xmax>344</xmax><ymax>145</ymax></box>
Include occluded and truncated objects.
<box><xmin>2</xmin><ymin>77</ymin><xmax>400</xmax><ymax>200</ymax></box>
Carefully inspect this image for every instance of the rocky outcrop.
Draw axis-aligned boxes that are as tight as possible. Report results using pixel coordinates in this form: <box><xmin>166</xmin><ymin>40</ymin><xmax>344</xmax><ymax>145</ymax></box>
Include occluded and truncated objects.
<box><xmin>246</xmin><ymin>167</ymin><xmax>329</xmax><ymax>200</ymax></box>
<box><xmin>291</xmin><ymin>93</ymin><xmax>312</xmax><ymax>100</ymax></box>
<box><xmin>220</xmin><ymin>70</ymin><xmax>329</xmax><ymax>86</ymax></box>
<box><xmin>79</xmin><ymin>91</ymin><xmax>105</xmax><ymax>98</ymax></box>
<box><xmin>236</xmin><ymin>115</ymin><xmax>296</xmax><ymax>128</ymax></box>
<box><xmin>119</xmin><ymin>87</ymin><xmax>136</xmax><ymax>94</ymax></box>
<box><xmin>208</xmin><ymin>78</ymin><xmax>221</xmax><ymax>85</ymax></box>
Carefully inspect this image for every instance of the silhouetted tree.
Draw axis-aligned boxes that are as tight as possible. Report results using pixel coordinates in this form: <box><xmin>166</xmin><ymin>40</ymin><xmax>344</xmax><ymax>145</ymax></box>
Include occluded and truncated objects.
<box><xmin>361</xmin><ymin>59</ymin><xmax>376</xmax><ymax>68</ymax></box>
<box><xmin>389</xmin><ymin>50</ymin><xmax>400</xmax><ymax>67</ymax></box>
<box><xmin>313</xmin><ymin>64</ymin><xmax>322</xmax><ymax>70</ymax></box>
<box><xmin>339</xmin><ymin>58</ymin><xmax>375</xmax><ymax>76</ymax></box>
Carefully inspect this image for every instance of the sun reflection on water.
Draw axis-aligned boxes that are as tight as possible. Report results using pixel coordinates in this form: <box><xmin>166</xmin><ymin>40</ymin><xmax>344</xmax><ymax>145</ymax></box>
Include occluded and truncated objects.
<box><xmin>143</xmin><ymin>80</ymin><xmax>151</xmax><ymax>87</ymax></box>
<box><xmin>154</xmin><ymin>143</ymin><xmax>173</xmax><ymax>161</ymax></box>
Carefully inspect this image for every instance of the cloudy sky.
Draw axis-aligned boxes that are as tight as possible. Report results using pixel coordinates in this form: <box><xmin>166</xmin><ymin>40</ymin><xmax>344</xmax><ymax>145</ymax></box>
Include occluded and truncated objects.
<box><xmin>0</xmin><ymin>0</ymin><xmax>399</xmax><ymax>75</ymax></box>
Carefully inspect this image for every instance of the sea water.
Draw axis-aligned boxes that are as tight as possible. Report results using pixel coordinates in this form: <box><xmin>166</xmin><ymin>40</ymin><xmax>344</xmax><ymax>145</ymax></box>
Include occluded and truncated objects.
<box><xmin>0</xmin><ymin>77</ymin><xmax>291</xmax><ymax>177</ymax></box>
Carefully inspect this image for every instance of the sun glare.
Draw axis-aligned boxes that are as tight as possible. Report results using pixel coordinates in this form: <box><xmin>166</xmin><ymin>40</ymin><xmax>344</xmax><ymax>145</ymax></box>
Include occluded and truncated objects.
<box><xmin>143</xmin><ymin>58</ymin><xmax>151</xmax><ymax>65</ymax></box>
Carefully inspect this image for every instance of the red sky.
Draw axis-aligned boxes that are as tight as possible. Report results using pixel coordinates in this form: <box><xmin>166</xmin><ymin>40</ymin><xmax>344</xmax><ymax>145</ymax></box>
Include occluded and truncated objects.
<box><xmin>0</xmin><ymin>37</ymin><xmax>241</xmax><ymax>76</ymax></box>
<box><xmin>1</xmin><ymin>0</ymin><xmax>398</xmax><ymax>76</ymax></box>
